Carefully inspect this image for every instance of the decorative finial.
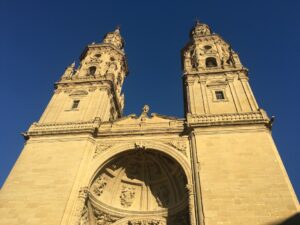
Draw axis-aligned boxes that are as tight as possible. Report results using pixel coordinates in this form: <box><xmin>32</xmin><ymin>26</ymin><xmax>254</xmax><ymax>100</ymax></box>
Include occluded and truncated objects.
<box><xmin>115</xmin><ymin>25</ymin><xmax>121</xmax><ymax>33</ymax></box>
<box><xmin>140</xmin><ymin>105</ymin><xmax>150</xmax><ymax>119</ymax></box>
<box><xmin>142</xmin><ymin>105</ymin><xmax>149</xmax><ymax>114</ymax></box>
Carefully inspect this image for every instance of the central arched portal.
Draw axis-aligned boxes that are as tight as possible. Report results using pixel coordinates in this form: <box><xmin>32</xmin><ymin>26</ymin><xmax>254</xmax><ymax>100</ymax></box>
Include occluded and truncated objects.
<box><xmin>86</xmin><ymin>150</ymin><xmax>190</xmax><ymax>225</ymax></box>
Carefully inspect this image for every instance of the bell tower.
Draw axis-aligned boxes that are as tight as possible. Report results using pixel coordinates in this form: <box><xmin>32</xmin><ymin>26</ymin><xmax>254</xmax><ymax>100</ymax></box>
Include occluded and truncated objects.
<box><xmin>182</xmin><ymin>21</ymin><xmax>259</xmax><ymax>117</ymax></box>
<box><xmin>182</xmin><ymin>22</ymin><xmax>299</xmax><ymax>225</ymax></box>
<box><xmin>39</xmin><ymin>27</ymin><xmax>128</xmax><ymax>124</ymax></box>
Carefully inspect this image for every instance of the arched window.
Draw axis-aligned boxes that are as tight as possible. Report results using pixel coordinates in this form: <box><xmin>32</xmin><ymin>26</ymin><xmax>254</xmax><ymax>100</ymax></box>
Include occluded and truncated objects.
<box><xmin>206</xmin><ymin>57</ymin><xmax>217</xmax><ymax>68</ymax></box>
<box><xmin>88</xmin><ymin>66</ymin><xmax>96</xmax><ymax>76</ymax></box>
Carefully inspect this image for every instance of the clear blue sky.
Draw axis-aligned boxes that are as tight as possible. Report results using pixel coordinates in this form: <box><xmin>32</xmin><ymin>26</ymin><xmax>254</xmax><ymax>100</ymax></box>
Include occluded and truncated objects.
<box><xmin>0</xmin><ymin>0</ymin><xmax>299</xmax><ymax>200</ymax></box>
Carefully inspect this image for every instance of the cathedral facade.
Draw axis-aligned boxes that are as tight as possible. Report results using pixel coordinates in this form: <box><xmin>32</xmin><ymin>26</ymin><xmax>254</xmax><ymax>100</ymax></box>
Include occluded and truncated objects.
<box><xmin>0</xmin><ymin>22</ymin><xmax>298</xmax><ymax>225</ymax></box>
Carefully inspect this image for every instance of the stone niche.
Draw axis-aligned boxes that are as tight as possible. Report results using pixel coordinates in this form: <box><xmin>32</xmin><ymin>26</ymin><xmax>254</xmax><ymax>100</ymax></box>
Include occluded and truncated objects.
<box><xmin>87</xmin><ymin>150</ymin><xmax>190</xmax><ymax>225</ymax></box>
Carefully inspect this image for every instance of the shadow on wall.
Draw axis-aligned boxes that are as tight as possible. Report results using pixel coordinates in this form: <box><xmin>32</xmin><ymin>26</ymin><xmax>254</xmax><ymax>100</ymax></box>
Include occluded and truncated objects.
<box><xmin>273</xmin><ymin>213</ymin><xmax>300</xmax><ymax>225</ymax></box>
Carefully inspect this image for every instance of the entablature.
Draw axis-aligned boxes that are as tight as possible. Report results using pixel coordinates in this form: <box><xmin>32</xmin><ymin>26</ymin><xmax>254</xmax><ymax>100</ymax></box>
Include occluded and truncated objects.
<box><xmin>23</xmin><ymin>112</ymin><xmax>186</xmax><ymax>139</ymax></box>
<box><xmin>187</xmin><ymin>109</ymin><xmax>271</xmax><ymax>128</ymax></box>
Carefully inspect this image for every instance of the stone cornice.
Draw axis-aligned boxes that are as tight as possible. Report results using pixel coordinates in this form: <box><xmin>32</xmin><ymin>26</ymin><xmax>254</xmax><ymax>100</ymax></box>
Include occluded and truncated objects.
<box><xmin>23</xmin><ymin>114</ymin><xmax>186</xmax><ymax>139</ymax></box>
<box><xmin>183</xmin><ymin>67</ymin><xmax>248</xmax><ymax>76</ymax></box>
<box><xmin>23</xmin><ymin>118</ymin><xmax>101</xmax><ymax>139</ymax></box>
<box><xmin>56</xmin><ymin>74</ymin><xmax>115</xmax><ymax>86</ymax></box>
<box><xmin>23</xmin><ymin>110</ymin><xmax>271</xmax><ymax>139</ymax></box>
<box><xmin>80</xmin><ymin>43</ymin><xmax>126</xmax><ymax>60</ymax></box>
<box><xmin>187</xmin><ymin>109</ymin><xmax>270</xmax><ymax>128</ymax></box>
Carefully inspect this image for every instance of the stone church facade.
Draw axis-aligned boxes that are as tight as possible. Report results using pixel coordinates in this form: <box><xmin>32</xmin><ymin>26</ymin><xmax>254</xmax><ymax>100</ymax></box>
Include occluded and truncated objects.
<box><xmin>0</xmin><ymin>22</ymin><xmax>298</xmax><ymax>225</ymax></box>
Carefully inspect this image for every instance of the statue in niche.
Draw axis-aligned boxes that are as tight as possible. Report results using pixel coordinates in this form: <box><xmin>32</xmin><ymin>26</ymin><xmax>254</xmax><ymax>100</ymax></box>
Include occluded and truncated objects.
<box><xmin>61</xmin><ymin>62</ymin><xmax>75</xmax><ymax>79</ymax></box>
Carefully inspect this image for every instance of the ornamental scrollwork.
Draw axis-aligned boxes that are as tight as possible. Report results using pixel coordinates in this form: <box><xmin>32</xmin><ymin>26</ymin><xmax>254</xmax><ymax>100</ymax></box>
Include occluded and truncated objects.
<box><xmin>167</xmin><ymin>140</ymin><xmax>188</xmax><ymax>156</ymax></box>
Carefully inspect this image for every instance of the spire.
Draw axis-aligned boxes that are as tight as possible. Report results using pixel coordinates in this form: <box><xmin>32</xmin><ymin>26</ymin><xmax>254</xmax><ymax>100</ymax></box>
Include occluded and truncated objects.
<box><xmin>103</xmin><ymin>26</ymin><xmax>124</xmax><ymax>50</ymax></box>
<box><xmin>190</xmin><ymin>20</ymin><xmax>212</xmax><ymax>39</ymax></box>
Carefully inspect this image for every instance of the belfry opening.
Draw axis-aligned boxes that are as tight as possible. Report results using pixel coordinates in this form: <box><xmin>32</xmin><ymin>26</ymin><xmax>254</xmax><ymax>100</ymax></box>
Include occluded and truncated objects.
<box><xmin>86</xmin><ymin>150</ymin><xmax>190</xmax><ymax>225</ymax></box>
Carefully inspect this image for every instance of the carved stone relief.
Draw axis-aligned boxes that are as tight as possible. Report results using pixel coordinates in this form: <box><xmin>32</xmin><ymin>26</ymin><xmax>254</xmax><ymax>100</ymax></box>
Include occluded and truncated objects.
<box><xmin>127</xmin><ymin>219</ymin><xmax>165</xmax><ymax>225</ymax></box>
<box><xmin>168</xmin><ymin>140</ymin><xmax>188</xmax><ymax>156</ymax></box>
<box><xmin>120</xmin><ymin>185</ymin><xmax>136</xmax><ymax>208</ymax></box>
<box><xmin>78</xmin><ymin>205</ymin><xmax>89</xmax><ymax>225</ymax></box>
<box><xmin>93</xmin><ymin>208</ymin><xmax>121</xmax><ymax>225</ymax></box>
<box><xmin>88</xmin><ymin>150</ymin><xmax>189</xmax><ymax>224</ymax></box>
<box><xmin>92</xmin><ymin>176</ymin><xmax>108</xmax><ymax>196</ymax></box>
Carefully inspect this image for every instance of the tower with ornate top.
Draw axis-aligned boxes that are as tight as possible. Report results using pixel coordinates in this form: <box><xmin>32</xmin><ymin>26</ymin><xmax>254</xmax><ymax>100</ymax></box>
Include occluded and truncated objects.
<box><xmin>182</xmin><ymin>21</ymin><xmax>299</xmax><ymax>225</ymax></box>
<box><xmin>40</xmin><ymin>27</ymin><xmax>128</xmax><ymax>124</ymax></box>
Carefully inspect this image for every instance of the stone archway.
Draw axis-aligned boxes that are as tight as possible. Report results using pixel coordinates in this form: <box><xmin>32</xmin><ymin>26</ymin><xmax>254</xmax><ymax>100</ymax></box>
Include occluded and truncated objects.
<box><xmin>85</xmin><ymin>149</ymin><xmax>190</xmax><ymax>225</ymax></box>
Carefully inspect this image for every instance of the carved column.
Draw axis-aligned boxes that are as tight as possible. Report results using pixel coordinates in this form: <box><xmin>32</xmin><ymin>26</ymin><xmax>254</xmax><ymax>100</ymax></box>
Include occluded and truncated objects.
<box><xmin>71</xmin><ymin>187</ymin><xmax>89</xmax><ymax>225</ymax></box>
<box><xmin>186</xmin><ymin>184</ymin><xmax>197</xmax><ymax>225</ymax></box>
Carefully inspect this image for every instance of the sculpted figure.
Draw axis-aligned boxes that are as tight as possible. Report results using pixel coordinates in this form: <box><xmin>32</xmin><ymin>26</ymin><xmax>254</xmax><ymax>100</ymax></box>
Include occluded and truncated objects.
<box><xmin>221</xmin><ymin>45</ymin><xmax>235</xmax><ymax>66</ymax></box>
<box><xmin>183</xmin><ymin>51</ymin><xmax>192</xmax><ymax>71</ymax></box>
<box><xmin>191</xmin><ymin>44</ymin><xmax>203</xmax><ymax>69</ymax></box>
<box><xmin>61</xmin><ymin>62</ymin><xmax>75</xmax><ymax>79</ymax></box>
<box><xmin>106</xmin><ymin>62</ymin><xmax>117</xmax><ymax>75</ymax></box>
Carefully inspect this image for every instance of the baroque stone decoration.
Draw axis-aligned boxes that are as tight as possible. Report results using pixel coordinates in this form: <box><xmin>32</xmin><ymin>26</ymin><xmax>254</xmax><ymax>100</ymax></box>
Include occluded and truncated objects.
<box><xmin>0</xmin><ymin>22</ymin><xmax>299</xmax><ymax>225</ymax></box>
<box><xmin>94</xmin><ymin>144</ymin><xmax>113</xmax><ymax>158</ymax></box>
<box><xmin>120</xmin><ymin>185</ymin><xmax>136</xmax><ymax>208</ymax></box>
<box><xmin>167</xmin><ymin>140</ymin><xmax>188</xmax><ymax>156</ymax></box>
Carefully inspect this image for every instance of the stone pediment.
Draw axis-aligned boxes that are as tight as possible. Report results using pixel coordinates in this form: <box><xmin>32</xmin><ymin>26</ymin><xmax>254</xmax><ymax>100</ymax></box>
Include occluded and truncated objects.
<box><xmin>98</xmin><ymin>106</ymin><xmax>185</xmax><ymax>135</ymax></box>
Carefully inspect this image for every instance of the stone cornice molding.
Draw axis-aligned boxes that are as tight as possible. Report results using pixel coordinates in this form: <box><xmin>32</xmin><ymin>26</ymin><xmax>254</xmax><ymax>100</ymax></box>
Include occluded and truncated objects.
<box><xmin>187</xmin><ymin>109</ymin><xmax>270</xmax><ymax>128</ymax></box>
<box><xmin>23</xmin><ymin>113</ymin><xmax>187</xmax><ymax>138</ymax></box>
<box><xmin>81</xmin><ymin>43</ymin><xmax>126</xmax><ymax>59</ymax></box>
<box><xmin>23</xmin><ymin>118</ymin><xmax>101</xmax><ymax>139</ymax></box>
<box><xmin>97</xmin><ymin>114</ymin><xmax>185</xmax><ymax>137</ymax></box>
<box><xmin>183</xmin><ymin>67</ymin><xmax>248</xmax><ymax>76</ymax></box>
<box><xmin>56</xmin><ymin>74</ymin><xmax>116</xmax><ymax>85</ymax></box>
